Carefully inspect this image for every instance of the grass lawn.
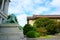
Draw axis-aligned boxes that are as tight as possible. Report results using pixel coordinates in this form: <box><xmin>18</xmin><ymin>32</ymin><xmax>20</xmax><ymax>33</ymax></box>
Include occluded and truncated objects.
<box><xmin>39</xmin><ymin>35</ymin><xmax>56</xmax><ymax>38</ymax></box>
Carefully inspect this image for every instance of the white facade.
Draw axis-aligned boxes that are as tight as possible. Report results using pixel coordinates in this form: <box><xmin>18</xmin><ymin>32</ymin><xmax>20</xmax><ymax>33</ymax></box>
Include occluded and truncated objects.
<box><xmin>0</xmin><ymin>0</ymin><xmax>10</xmax><ymax>24</ymax></box>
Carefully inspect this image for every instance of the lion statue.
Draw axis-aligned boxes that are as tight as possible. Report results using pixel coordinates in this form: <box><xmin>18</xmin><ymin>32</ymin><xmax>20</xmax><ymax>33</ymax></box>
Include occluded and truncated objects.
<box><xmin>6</xmin><ymin>14</ymin><xmax>18</xmax><ymax>23</ymax></box>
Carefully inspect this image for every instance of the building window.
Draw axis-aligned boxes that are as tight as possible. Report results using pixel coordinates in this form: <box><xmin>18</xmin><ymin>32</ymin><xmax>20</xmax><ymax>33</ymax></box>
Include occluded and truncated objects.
<box><xmin>0</xmin><ymin>0</ymin><xmax>2</xmax><ymax>9</ymax></box>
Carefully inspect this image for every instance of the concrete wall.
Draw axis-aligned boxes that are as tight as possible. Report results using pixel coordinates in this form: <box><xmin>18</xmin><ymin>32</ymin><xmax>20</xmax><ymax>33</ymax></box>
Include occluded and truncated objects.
<box><xmin>0</xmin><ymin>23</ymin><xmax>24</xmax><ymax>40</ymax></box>
<box><xmin>0</xmin><ymin>32</ymin><xmax>24</xmax><ymax>40</ymax></box>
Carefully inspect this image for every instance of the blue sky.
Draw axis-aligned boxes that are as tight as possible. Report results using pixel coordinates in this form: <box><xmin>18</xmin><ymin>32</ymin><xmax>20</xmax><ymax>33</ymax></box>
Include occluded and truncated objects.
<box><xmin>8</xmin><ymin>0</ymin><xmax>60</xmax><ymax>26</ymax></box>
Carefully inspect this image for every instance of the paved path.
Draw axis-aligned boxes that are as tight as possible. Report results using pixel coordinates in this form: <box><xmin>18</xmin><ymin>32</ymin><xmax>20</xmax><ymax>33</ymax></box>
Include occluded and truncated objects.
<box><xmin>25</xmin><ymin>35</ymin><xmax>60</xmax><ymax>40</ymax></box>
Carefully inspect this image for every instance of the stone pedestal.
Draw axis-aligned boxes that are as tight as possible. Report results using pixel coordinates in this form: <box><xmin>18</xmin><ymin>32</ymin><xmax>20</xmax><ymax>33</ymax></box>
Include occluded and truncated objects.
<box><xmin>0</xmin><ymin>23</ymin><xmax>24</xmax><ymax>40</ymax></box>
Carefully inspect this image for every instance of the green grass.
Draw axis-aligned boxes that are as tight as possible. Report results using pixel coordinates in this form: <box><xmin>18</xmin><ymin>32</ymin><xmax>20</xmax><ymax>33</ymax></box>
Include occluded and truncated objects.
<box><xmin>39</xmin><ymin>35</ymin><xmax>56</xmax><ymax>38</ymax></box>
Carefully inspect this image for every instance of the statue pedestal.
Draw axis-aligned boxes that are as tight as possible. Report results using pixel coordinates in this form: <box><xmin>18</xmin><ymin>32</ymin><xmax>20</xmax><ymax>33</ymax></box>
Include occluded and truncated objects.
<box><xmin>0</xmin><ymin>23</ymin><xmax>24</xmax><ymax>40</ymax></box>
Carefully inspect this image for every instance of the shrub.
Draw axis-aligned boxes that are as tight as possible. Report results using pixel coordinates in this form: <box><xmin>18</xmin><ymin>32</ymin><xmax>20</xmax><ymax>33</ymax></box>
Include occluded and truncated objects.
<box><xmin>46</xmin><ymin>21</ymin><xmax>57</xmax><ymax>35</ymax></box>
<box><xmin>33</xmin><ymin>18</ymin><xmax>58</xmax><ymax>35</ymax></box>
<box><xmin>55</xmin><ymin>22</ymin><xmax>60</xmax><ymax>33</ymax></box>
<box><xmin>23</xmin><ymin>24</ymin><xmax>36</xmax><ymax>35</ymax></box>
<box><xmin>26</xmin><ymin>31</ymin><xmax>40</xmax><ymax>38</ymax></box>
<box><xmin>36</xmin><ymin>27</ymin><xmax>47</xmax><ymax>36</ymax></box>
<box><xmin>33</xmin><ymin>18</ymin><xmax>50</xmax><ymax>28</ymax></box>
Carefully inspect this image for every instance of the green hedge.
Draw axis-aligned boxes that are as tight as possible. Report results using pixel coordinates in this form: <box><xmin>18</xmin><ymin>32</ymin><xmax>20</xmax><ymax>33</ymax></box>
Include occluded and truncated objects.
<box><xmin>26</xmin><ymin>31</ymin><xmax>39</xmax><ymax>38</ymax></box>
<box><xmin>33</xmin><ymin>18</ymin><xmax>60</xmax><ymax>35</ymax></box>
<box><xmin>23</xmin><ymin>24</ymin><xmax>36</xmax><ymax>35</ymax></box>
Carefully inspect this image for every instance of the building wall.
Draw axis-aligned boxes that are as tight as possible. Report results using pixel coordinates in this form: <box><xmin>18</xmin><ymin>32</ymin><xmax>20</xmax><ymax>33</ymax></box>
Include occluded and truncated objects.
<box><xmin>29</xmin><ymin>20</ymin><xmax>35</xmax><ymax>26</ymax></box>
<box><xmin>57</xmin><ymin>19</ymin><xmax>60</xmax><ymax>22</ymax></box>
<box><xmin>0</xmin><ymin>13</ymin><xmax>6</xmax><ymax>24</ymax></box>
<box><xmin>3</xmin><ymin>0</ymin><xmax>9</xmax><ymax>15</ymax></box>
<box><xmin>0</xmin><ymin>0</ymin><xmax>10</xmax><ymax>24</ymax></box>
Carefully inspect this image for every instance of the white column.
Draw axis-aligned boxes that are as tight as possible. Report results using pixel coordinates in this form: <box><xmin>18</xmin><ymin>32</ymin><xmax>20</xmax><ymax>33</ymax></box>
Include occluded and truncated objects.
<box><xmin>4</xmin><ymin>0</ymin><xmax>9</xmax><ymax>15</ymax></box>
<box><xmin>1</xmin><ymin>0</ymin><xmax>4</xmax><ymax>11</ymax></box>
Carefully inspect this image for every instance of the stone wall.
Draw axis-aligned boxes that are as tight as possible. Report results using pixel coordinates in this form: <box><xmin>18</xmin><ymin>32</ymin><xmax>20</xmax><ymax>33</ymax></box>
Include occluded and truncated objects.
<box><xmin>0</xmin><ymin>23</ymin><xmax>24</xmax><ymax>40</ymax></box>
<box><xmin>0</xmin><ymin>32</ymin><xmax>24</xmax><ymax>40</ymax></box>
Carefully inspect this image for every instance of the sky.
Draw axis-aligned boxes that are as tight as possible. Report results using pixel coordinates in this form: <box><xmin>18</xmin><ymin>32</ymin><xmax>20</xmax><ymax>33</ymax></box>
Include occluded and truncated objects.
<box><xmin>8</xmin><ymin>0</ymin><xmax>60</xmax><ymax>26</ymax></box>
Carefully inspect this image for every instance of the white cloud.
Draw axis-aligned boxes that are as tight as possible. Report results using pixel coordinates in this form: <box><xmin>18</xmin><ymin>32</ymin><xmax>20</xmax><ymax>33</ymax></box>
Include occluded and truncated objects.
<box><xmin>51</xmin><ymin>0</ymin><xmax>60</xmax><ymax>7</ymax></box>
<box><xmin>33</xmin><ymin>7</ymin><xmax>50</xmax><ymax>15</ymax></box>
<box><xmin>49</xmin><ymin>11</ymin><xmax>60</xmax><ymax>15</ymax></box>
<box><xmin>49</xmin><ymin>0</ymin><xmax>60</xmax><ymax>15</ymax></box>
<box><xmin>16</xmin><ymin>14</ymin><xmax>27</xmax><ymax>26</ymax></box>
<box><xmin>33</xmin><ymin>0</ymin><xmax>43</xmax><ymax>4</ymax></box>
<box><xmin>33</xmin><ymin>13</ymin><xmax>40</xmax><ymax>15</ymax></box>
<box><xmin>49</xmin><ymin>12</ymin><xmax>60</xmax><ymax>15</ymax></box>
<box><xmin>8</xmin><ymin>0</ymin><xmax>24</xmax><ymax>14</ymax></box>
